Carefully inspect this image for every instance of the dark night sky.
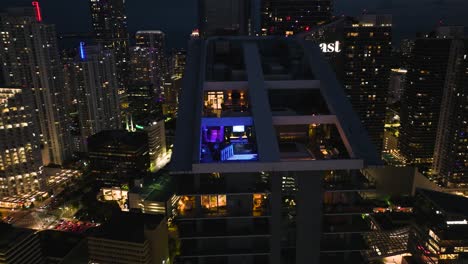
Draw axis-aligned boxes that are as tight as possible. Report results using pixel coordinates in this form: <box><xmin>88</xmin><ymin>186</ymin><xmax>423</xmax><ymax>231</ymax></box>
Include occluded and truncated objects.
<box><xmin>1</xmin><ymin>0</ymin><xmax>468</xmax><ymax>48</ymax></box>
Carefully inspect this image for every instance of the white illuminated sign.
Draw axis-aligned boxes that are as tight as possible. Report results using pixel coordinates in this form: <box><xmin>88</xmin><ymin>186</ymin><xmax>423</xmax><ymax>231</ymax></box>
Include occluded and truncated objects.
<box><xmin>446</xmin><ymin>219</ymin><xmax>467</xmax><ymax>225</ymax></box>
<box><xmin>319</xmin><ymin>41</ymin><xmax>341</xmax><ymax>53</ymax></box>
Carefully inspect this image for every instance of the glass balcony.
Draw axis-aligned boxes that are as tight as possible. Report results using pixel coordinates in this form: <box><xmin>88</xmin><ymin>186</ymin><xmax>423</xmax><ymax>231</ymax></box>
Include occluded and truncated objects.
<box><xmin>203</xmin><ymin>90</ymin><xmax>250</xmax><ymax>118</ymax></box>
<box><xmin>200</xmin><ymin>125</ymin><xmax>259</xmax><ymax>163</ymax></box>
<box><xmin>275</xmin><ymin>124</ymin><xmax>350</xmax><ymax>161</ymax></box>
<box><xmin>174</xmin><ymin>194</ymin><xmax>270</xmax><ymax>219</ymax></box>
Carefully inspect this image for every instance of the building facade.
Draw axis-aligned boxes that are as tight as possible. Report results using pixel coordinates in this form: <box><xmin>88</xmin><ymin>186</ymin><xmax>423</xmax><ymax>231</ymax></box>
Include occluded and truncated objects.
<box><xmin>77</xmin><ymin>45</ymin><xmax>121</xmax><ymax>151</ymax></box>
<box><xmin>431</xmin><ymin>35</ymin><xmax>468</xmax><ymax>187</ymax></box>
<box><xmin>170</xmin><ymin>35</ymin><xmax>383</xmax><ymax>264</ymax></box>
<box><xmin>0</xmin><ymin>88</ymin><xmax>43</xmax><ymax>198</ymax></box>
<box><xmin>133</xmin><ymin>30</ymin><xmax>166</xmax><ymax>91</ymax></box>
<box><xmin>144</xmin><ymin>121</ymin><xmax>167</xmax><ymax>172</ymax></box>
<box><xmin>88</xmin><ymin>130</ymin><xmax>149</xmax><ymax>186</ymax></box>
<box><xmin>261</xmin><ymin>0</ymin><xmax>333</xmax><ymax>36</ymax></box>
<box><xmin>163</xmin><ymin>49</ymin><xmax>186</xmax><ymax>116</ymax></box>
<box><xmin>341</xmin><ymin>15</ymin><xmax>393</xmax><ymax>154</ymax></box>
<box><xmin>0</xmin><ymin>7</ymin><xmax>71</xmax><ymax>165</ymax></box>
<box><xmin>0</xmin><ymin>223</ymin><xmax>44</xmax><ymax>264</ymax></box>
<box><xmin>89</xmin><ymin>0</ymin><xmax>130</xmax><ymax>90</ymax></box>
<box><xmin>399</xmin><ymin>28</ymin><xmax>467</xmax><ymax>181</ymax></box>
<box><xmin>88</xmin><ymin>213</ymin><xmax>169</xmax><ymax>264</ymax></box>
<box><xmin>409</xmin><ymin>189</ymin><xmax>468</xmax><ymax>264</ymax></box>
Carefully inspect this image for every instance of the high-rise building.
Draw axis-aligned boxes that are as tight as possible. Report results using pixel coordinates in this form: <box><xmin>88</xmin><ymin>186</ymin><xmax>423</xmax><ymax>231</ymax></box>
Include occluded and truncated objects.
<box><xmin>431</xmin><ymin>31</ymin><xmax>467</xmax><ymax>187</ymax></box>
<box><xmin>0</xmin><ymin>5</ymin><xmax>71</xmax><ymax>165</ymax></box>
<box><xmin>62</xmin><ymin>49</ymin><xmax>83</xmax><ymax>153</ymax></box>
<box><xmin>144</xmin><ymin>120</ymin><xmax>167</xmax><ymax>171</ymax></box>
<box><xmin>170</xmin><ymin>35</ymin><xmax>382</xmax><ymax>263</ymax></box>
<box><xmin>301</xmin><ymin>15</ymin><xmax>392</xmax><ymax>154</ymax></box>
<box><xmin>261</xmin><ymin>0</ymin><xmax>333</xmax><ymax>36</ymax></box>
<box><xmin>399</xmin><ymin>27</ymin><xmax>466</xmax><ymax>175</ymax></box>
<box><xmin>77</xmin><ymin>44</ymin><xmax>121</xmax><ymax>151</ymax></box>
<box><xmin>129</xmin><ymin>46</ymin><xmax>153</xmax><ymax>84</ymax></box>
<box><xmin>0</xmin><ymin>223</ymin><xmax>44</xmax><ymax>264</ymax></box>
<box><xmin>126</xmin><ymin>82</ymin><xmax>159</xmax><ymax>126</ymax></box>
<box><xmin>89</xmin><ymin>0</ymin><xmax>130</xmax><ymax>90</ymax></box>
<box><xmin>199</xmin><ymin>0</ymin><xmax>253</xmax><ymax>37</ymax></box>
<box><xmin>162</xmin><ymin>49</ymin><xmax>186</xmax><ymax>116</ymax></box>
<box><xmin>134</xmin><ymin>31</ymin><xmax>166</xmax><ymax>91</ymax></box>
<box><xmin>408</xmin><ymin>189</ymin><xmax>468</xmax><ymax>263</ymax></box>
<box><xmin>342</xmin><ymin>14</ymin><xmax>393</xmax><ymax>154</ymax></box>
<box><xmin>88</xmin><ymin>130</ymin><xmax>149</xmax><ymax>186</ymax></box>
<box><xmin>0</xmin><ymin>88</ymin><xmax>43</xmax><ymax>198</ymax></box>
<box><xmin>87</xmin><ymin>213</ymin><xmax>169</xmax><ymax>264</ymax></box>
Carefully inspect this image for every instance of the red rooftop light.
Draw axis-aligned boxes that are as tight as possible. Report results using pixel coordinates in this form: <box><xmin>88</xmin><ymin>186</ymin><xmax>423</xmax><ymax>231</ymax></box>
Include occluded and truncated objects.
<box><xmin>32</xmin><ymin>1</ymin><xmax>42</xmax><ymax>22</ymax></box>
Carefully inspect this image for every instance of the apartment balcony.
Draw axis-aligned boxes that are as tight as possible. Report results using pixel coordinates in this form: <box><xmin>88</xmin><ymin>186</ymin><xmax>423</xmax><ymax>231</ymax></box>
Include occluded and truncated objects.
<box><xmin>200</xmin><ymin>125</ymin><xmax>259</xmax><ymax>163</ymax></box>
<box><xmin>174</xmin><ymin>193</ymin><xmax>270</xmax><ymax>220</ymax></box>
<box><xmin>203</xmin><ymin>90</ymin><xmax>250</xmax><ymax>118</ymax></box>
<box><xmin>178</xmin><ymin>237</ymin><xmax>270</xmax><ymax>258</ymax></box>
<box><xmin>179</xmin><ymin>226</ymin><xmax>270</xmax><ymax>240</ymax></box>
<box><xmin>323</xmin><ymin>171</ymin><xmax>376</xmax><ymax>192</ymax></box>
<box><xmin>275</xmin><ymin>124</ymin><xmax>350</xmax><ymax>161</ymax></box>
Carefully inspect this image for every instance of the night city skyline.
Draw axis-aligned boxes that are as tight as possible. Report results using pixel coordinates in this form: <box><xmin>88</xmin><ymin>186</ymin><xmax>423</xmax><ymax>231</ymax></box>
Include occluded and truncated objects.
<box><xmin>1</xmin><ymin>0</ymin><xmax>468</xmax><ymax>47</ymax></box>
<box><xmin>0</xmin><ymin>0</ymin><xmax>467</xmax><ymax>263</ymax></box>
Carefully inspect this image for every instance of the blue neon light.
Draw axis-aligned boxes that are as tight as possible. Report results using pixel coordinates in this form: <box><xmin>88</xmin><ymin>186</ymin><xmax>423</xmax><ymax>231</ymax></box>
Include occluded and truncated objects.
<box><xmin>79</xmin><ymin>42</ymin><xmax>86</xmax><ymax>60</ymax></box>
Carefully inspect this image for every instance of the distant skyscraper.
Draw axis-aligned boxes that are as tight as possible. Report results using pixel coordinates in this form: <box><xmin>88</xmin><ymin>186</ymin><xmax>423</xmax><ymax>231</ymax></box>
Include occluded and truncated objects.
<box><xmin>400</xmin><ymin>39</ymin><xmax>415</xmax><ymax>69</ymax></box>
<box><xmin>199</xmin><ymin>0</ymin><xmax>253</xmax><ymax>37</ymax></box>
<box><xmin>162</xmin><ymin>49</ymin><xmax>186</xmax><ymax>116</ymax></box>
<box><xmin>261</xmin><ymin>0</ymin><xmax>333</xmax><ymax>36</ymax></box>
<box><xmin>126</xmin><ymin>82</ymin><xmax>159</xmax><ymax>126</ymax></box>
<box><xmin>399</xmin><ymin>28</ymin><xmax>465</xmax><ymax>171</ymax></box>
<box><xmin>89</xmin><ymin>0</ymin><xmax>130</xmax><ymax>90</ymax></box>
<box><xmin>133</xmin><ymin>30</ymin><xmax>166</xmax><ymax>91</ymax></box>
<box><xmin>142</xmin><ymin>120</ymin><xmax>167</xmax><ymax>172</ymax></box>
<box><xmin>0</xmin><ymin>87</ymin><xmax>43</xmax><ymax>198</ymax></box>
<box><xmin>342</xmin><ymin>15</ymin><xmax>393</xmax><ymax>153</ymax></box>
<box><xmin>0</xmin><ymin>6</ymin><xmax>71</xmax><ymax>165</ymax></box>
<box><xmin>388</xmin><ymin>69</ymin><xmax>407</xmax><ymax>104</ymax></box>
<box><xmin>431</xmin><ymin>30</ymin><xmax>467</xmax><ymax>187</ymax></box>
<box><xmin>62</xmin><ymin>49</ymin><xmax>82</xmax><ymax>153</ymax></box>
<box><xmin>76</xmin><ymin>44</ymin><xmax>121</xmax><ymax>151</ymax></box>
<box><xmin>129</xmin><ymin>46</ymin><xmax>152</xmax><ymax>84</ymax></box>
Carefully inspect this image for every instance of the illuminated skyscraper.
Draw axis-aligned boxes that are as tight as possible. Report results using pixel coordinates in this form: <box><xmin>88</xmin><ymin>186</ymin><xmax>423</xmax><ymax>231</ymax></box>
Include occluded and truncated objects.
<box><xmin>0</xmin><ymin>87</ymin><xmax>43</xmax><ymax>197</ymax></box>
<box><xmin>261</xmin><ymin>0</ymin><xmax>333</xmax><ymax>36</ymax></box>
<box><xmin>162</xmin><ymin>49</ymin><xmax>186</xmax><ymax>116</ymax></box>
<box><xmin>89</xmin><ymin>0</ymin><xmax>130</xmax><ymax>90</ymax></box>
<box><xmin>132</xmin><ymin>30</ymin><xmax>166</xmax><ymax>90</ymax></box>
<box><xmin>342</xmin><ymin>15</ymin><xmax>393</xmax><ymax>154</ymax></box>
<box><xmin>77</xmin><ymin>44</ymin><xmax>121</xmax><ymax>151</ymax></box>
<box><xmin>400</xmin><ymin>27</ymin><xmax>466</xmax><ymax>176</ymax></box>
<box><xmin>0</xmin><ymin>5</ymin><xmax>72</xmax><ymax>165</ymax></box>
<box><xmin>430</xmin><ymin>28</ymin><xmax>467</xmax><ymax>186</ymax></box>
